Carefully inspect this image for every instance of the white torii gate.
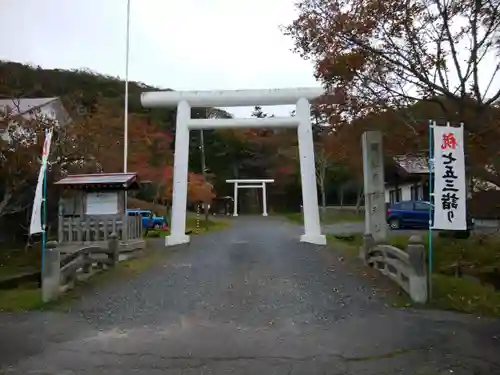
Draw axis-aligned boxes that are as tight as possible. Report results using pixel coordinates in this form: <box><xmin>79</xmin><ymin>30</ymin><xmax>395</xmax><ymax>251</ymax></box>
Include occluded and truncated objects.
<box><xmin>141</xmin><ymin>88</ymin><xmax>327</xmax><ymax>246</ymax></box>
<box><xmin>226</xmin><ymin>179</ymin><xmax>274</xmax><ymax>217</ymax></box>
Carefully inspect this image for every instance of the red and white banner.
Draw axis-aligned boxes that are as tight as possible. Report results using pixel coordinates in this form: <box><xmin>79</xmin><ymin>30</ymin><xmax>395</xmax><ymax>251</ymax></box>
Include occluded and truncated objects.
<box><xmin>29</xmin><ymin>129</ymin><xmax>53</xmax><ymax>235</ymax></box>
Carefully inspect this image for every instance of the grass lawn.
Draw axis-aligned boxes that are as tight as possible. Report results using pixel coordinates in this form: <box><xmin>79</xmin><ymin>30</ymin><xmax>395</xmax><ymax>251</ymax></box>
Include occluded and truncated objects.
<box><xmin>327</xmin><ymin>232</ymin><xmax>500</xmax><ymax>317</ymax></box>
<box><xmin>0</xmin><ymin>245</ymin><xmax>40</xmax><ymax>280</ymax></box>
<box><xmin>144</xmin><ymin>215</ymin><xmax>231</xmax><ymax>238</ymax></box>
<box><xmin>284</xmin><ymin>209</ymin><xmax>363</xmax><ymax>225</ymax></box>
<box><xmin>0</xmin><ymin>287</ymin><xmax>43</xmax><ymax>312</ymax></box>
<box><xmin>0</xmin><ymin>245</ymin><xmax>42</xmax><ymax>312</ymax></box>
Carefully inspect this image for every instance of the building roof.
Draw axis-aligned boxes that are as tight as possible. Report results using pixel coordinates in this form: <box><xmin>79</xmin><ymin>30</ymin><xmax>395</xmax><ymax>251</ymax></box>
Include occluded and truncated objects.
<box><xmin>0</xmin><ymin>97</ymin><xmax>59</xmax><ymax>117</ymax></box>
<box><xmin>54</xmin><ymin>173</ymin><xmax>140</xmax><ymax>190</ymax></box>
<box><xmin>393</xmin><ymin>155</ymin><xmax>429</xmax><ymax>174</ymax></box>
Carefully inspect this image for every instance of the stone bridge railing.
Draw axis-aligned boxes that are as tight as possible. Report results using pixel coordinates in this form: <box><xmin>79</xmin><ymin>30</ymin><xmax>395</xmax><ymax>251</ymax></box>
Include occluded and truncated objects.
<box><xmin>42</xmin><ymin>234</ymin><xmax>145</xmax><ymax>303</ymax></box>
<box><xmin>360</xmin><ymin>234</ymin><xmax>428</xmax><ymax>303</ymax></box>
<box><xmin>59</xmin><ymin>215</ymin><xmax>143</xmax><ymax>244</ymax></box>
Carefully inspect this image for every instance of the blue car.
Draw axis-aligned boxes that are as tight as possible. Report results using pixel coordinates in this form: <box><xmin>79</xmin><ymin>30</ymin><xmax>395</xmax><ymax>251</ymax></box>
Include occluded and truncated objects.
<box><xmin>386</xmin><ymin>200</ymin><xmax>474</xmax><ymax>230</ymax></box>
<box><xmin>386</xmin><ymin>200</ymin><xmax>433</xmax><ymax>229</ymax></box>
<box><xmin>126</xmin><ymin>209</ymin><xmax>168</xmax><ymax>230</ymax></box>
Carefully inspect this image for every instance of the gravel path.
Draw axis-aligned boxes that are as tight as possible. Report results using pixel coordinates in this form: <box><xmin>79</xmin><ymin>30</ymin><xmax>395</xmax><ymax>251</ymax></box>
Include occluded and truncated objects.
<box><xmin>1</xmin><ymin>216</ymin><xmax>499</xmax><ymax>374</ymax></box>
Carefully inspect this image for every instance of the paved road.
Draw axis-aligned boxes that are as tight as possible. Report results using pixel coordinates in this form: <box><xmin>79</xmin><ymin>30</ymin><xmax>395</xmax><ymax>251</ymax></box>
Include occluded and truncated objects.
<box><xmin>1</xmin><ymin>217</ymin><xmax>499</xmax><ymax>374</ymax></box>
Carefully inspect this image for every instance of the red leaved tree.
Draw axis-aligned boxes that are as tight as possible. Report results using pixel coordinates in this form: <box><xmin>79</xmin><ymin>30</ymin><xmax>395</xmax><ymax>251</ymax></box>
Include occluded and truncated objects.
<box><xmin>187</xmin><ymin>172</ymin><xmax>215</xmax><ymax>204</ymax></box>
<box><xmin>157</xmin><ymin>167</ymin><xmax>214</xmax><ymax>207</ymax></box>
<box><xmin>68</xmin><ymin>99</ymin><xmax>173</xmax><ymax>182</ymax></box>
<box><xmin>285</xmin><ymin>0</ymin><xmax>500</xmax><ymax>187</ymax></box>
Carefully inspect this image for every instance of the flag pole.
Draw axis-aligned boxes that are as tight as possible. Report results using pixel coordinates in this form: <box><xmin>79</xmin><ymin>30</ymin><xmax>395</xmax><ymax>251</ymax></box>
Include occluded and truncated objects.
<box><xmin>123</xmin><ymin>0</ymin><xmax>131</xmax><ymax>173</ymax></box>
<box><xmin>123</xmin><ymin>0</ymin><xmax>131</xmax><ymax>213</ymax></box>
<box><xmin>428</xmin><ymin>119</ymin><xmax>435</xmax><ymax>301</ymax></box>
<box><xmin>41</xmin><ymin>129</ymin><xmax>49</xmax><ymax>273</ymax></box>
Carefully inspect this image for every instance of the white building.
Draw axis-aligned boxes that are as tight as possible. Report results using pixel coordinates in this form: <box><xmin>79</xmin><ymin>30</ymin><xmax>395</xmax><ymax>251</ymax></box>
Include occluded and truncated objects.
<box><xmin>0</xmin><ymin>97</ymin><xmax>71</xmax><ymax>142</ymax></box>
<box><xmin>384</xmin><ymin>155</ymin><xmax>430</xmax><ymax>204</ymax></box>
<box><xmin>384</xmin><ymin>154</ymin><xmax>500</xmax><ymax>205</ymax></box>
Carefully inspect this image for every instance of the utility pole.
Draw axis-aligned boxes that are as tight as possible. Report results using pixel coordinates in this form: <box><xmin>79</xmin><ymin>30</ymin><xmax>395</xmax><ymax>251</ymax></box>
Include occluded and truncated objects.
<box><xmin>201</xmin><ymin>108</ymin><xmax>210</xmax><ymax>222</ymax></box>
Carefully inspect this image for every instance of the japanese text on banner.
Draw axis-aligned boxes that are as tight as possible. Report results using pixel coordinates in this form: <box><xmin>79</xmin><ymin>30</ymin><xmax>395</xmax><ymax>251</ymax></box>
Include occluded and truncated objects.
<box><xmin>432</xmin><ymin>125</ymin><xmax>467</xmax><ymax>230</ymax></box>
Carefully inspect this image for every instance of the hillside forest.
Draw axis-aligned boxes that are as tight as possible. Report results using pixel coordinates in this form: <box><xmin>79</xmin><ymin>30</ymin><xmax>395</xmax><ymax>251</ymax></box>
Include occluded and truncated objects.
<box><xmin>0</xmin><ymin>61</ymin><xmax>359</xmax><ymax>242</ymax></box>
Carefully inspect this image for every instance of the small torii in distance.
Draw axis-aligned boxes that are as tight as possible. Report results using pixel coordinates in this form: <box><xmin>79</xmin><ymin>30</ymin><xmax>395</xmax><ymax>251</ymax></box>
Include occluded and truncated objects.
<box><xmin>226</xmin><ymin>179</ymin><xmax>274</xmax><ymax>217</ymax></box>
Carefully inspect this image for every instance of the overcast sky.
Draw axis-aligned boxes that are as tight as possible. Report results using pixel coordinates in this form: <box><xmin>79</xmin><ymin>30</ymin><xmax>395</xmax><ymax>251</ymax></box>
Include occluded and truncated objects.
<box><xmin>0</xmin><ymin>0</ymin><xmax>319</xmax><ymax>117</ymax></box>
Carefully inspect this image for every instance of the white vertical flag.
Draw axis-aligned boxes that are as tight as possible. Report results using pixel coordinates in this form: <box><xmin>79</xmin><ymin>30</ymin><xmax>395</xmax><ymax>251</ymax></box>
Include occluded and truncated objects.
<box><xmin>29</xmin><ymin>129</ymin><xmax>54</xmax><ymax>235</ymax></box>
<box><xmin>432</xmin><ymin>124</ymin><xmax>467</xmax><ymax>230</ymax></box>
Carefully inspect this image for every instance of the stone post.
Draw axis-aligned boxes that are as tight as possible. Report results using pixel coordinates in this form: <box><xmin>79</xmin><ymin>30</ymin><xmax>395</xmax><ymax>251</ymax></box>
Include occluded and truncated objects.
<box><xmin>82</xmin><ymin>249</ymin><xmax>92</xmax><ymax>273</ymax></box>
<box><xmin>233</xmin><ymin>182</ymin><xmax>239</xmax><ymax>216</ymax></box>
<box><xmin>361</xmin><ymin>131</ymin><xmax>387</xmax><ymax>242</ymax></box>
<box><xmin>121</xmin><ymin>214</ymin><xmax>128</xmax><ymax>241</ymax></box>
<box><xmin>57</xmin><ymin>199</ymin><xmax>64</xmax><ymax>244</ymax></box>
<box><xmin>108</xmin><ymin>233</ymin><xmax>119</xmax><ymax>266</ymax></box>
<box><xmin>42</xmin><ymin>240</ymin><xmax>60</xmax><ymax>303</ymax></box>
<box><xmin>407</xmin><ymin>235</ymin><xmax>428</xmax><ymax>303</ymax></box>
<box><xmin>360</xmin><ymin>233</ymin><xmax>375</xmax><ymax>265</ymax></box>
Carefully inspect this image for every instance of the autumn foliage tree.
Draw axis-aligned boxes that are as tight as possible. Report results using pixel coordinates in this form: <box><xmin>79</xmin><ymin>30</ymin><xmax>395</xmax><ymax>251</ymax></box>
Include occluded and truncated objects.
<box><xmin>0</xmin><ymin>101</ymin><xmax>71</xmax><ymax>218</ymax></box>
<box><xmin>187</xmin><ymin>173</ymin><xmax>215</xmax><ymax>203</ymax></box>
<box><xmin>286</xmin><ymin>0</ymin><xmax>500</xmax><ymax>111</ymax></box>
<box><xmin>157</xmin><ymin>167</ymin><xmax>214</xmax><ymax>206</ymax></box>
<box><xmin>285</xmin><ymin>0</ymin><xmax>500</xmax><ymax>187</ymax></box>
<box><xmin>67</xmin><ymin>98</ymin><xmax>172</xmax><ymax>179</ymax></box>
